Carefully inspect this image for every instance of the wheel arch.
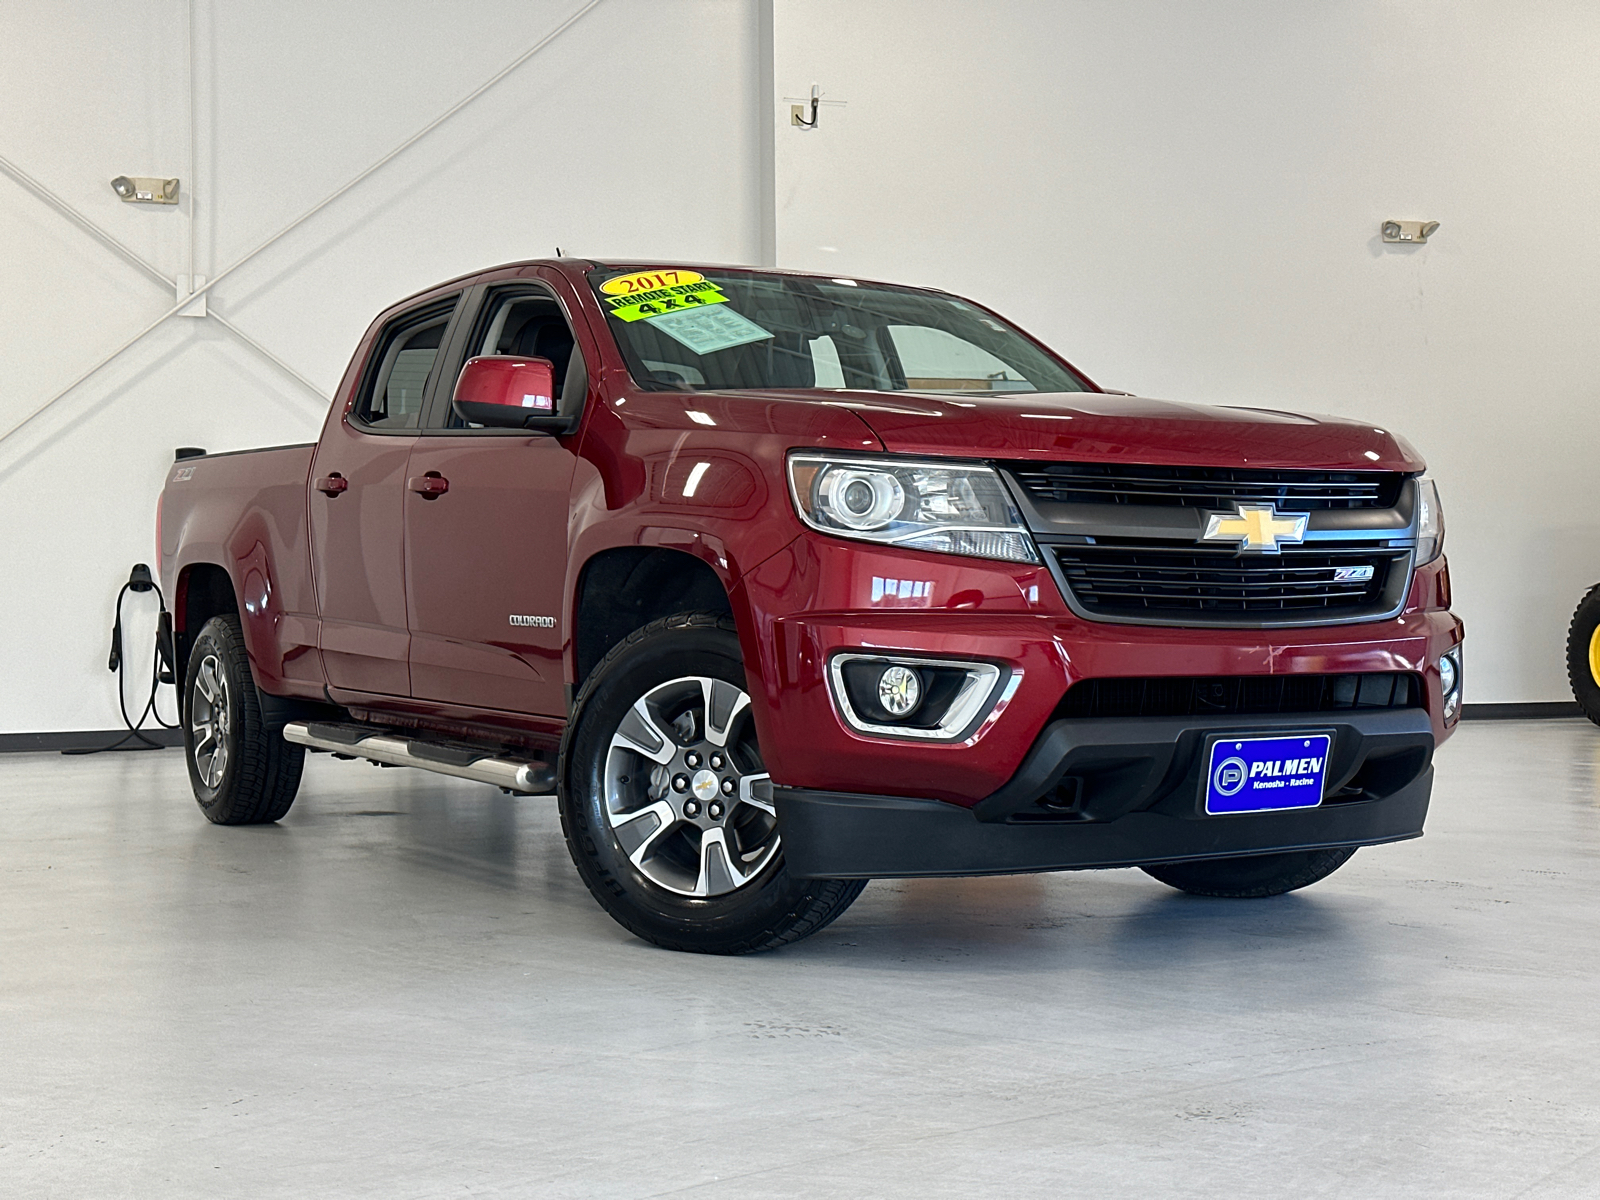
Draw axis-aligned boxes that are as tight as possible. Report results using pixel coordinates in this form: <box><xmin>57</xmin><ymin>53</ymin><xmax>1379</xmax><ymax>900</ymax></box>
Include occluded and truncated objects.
<box><xmin>569</xmin><ymin>546</ymin><xmax>734</xmax><ymax>691</ymax></box>
<box><xmin>173</xmin><ymin>562</ymin><xmax>240</xmax><ymax>692</ymax></box>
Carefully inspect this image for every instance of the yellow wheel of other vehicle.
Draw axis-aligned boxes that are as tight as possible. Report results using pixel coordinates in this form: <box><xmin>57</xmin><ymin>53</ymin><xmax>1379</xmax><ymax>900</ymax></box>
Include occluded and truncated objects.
<box><xmin>1566</xmin><ymin>585</ymin><xmax>1600</xmax><ymax>726</ymax></box>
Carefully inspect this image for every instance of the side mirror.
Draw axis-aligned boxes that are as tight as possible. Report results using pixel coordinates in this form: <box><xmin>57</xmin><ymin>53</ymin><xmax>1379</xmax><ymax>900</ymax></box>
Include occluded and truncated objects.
<box><xmin>452</xmin><ymin>355</ymin><xmax>564</xmax><ymax>430</ymax></box>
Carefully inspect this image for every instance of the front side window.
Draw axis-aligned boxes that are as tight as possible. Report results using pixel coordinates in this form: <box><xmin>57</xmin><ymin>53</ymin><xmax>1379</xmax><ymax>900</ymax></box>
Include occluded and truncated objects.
<box><xmin>588</xmin><ymin>267</ymin><xmax>1087</xmax><ymax>395</ymax></box>
<box><xmin>354</xmin><ymin>300</ymin><xmax>456</xmax><ymax>430</ymax></box>
<box><xmin>442</xmin><ymin>290</ymin><xmax>583</xmax><ymax>430</ymax></box>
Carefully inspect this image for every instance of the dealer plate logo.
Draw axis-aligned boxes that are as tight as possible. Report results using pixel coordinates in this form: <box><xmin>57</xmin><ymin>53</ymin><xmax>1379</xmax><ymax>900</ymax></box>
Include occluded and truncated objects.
<box><xmin>1212</xmin><ymin>756</ymin><xmax>1249</xmax><ymax>797</ymax></box>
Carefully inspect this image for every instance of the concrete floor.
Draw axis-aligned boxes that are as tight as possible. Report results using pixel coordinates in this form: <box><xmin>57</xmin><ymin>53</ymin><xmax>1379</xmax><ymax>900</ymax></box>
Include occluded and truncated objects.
<box><xmin>2</xmin><ymin>721</ymin><xmax>1598</xmax><ymax>1198</ymax></box>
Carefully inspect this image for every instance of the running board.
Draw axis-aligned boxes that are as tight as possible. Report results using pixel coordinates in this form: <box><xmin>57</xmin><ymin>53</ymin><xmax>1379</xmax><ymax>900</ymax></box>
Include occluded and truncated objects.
<box><xmin>282</xmin><ymin>721</ymin><xmax>555</xmax><ymax>795</ymax></box>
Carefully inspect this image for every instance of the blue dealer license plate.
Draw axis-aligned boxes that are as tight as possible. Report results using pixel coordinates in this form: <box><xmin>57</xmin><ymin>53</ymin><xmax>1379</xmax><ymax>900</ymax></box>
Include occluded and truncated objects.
<box><xmin>1204</xmin><ymin>733</ymin><xmax>1332</xmax><ymax>815</ymax></box>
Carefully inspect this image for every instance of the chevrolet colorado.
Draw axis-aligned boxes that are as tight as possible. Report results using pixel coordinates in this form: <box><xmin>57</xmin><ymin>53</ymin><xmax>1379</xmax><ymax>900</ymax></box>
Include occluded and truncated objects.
<box><xmin>158</xmin><ymin>259</ymin><xmax>1462</xmax><ymax>953</ymax></box>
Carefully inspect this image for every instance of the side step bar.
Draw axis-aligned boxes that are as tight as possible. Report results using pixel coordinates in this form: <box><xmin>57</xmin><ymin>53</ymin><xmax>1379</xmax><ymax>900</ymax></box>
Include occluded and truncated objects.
<box><xmin>282</xmin><ymin>721</ymin><xmax>555</xmax><ymax>795</ymax></box>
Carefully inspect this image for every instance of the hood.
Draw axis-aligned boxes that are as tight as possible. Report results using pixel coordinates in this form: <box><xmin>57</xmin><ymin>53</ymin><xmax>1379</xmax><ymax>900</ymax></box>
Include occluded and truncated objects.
<box><xmin>799</xmin><ymin>390</ymin><xmax>1422</xmax><ymax>472</ymax></box>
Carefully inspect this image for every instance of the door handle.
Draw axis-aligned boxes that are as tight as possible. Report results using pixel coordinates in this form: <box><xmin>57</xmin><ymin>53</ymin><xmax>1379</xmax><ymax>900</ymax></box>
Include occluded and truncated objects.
<box><xmin>408</xmin><ymin>472</ymin><xmax>449</xmax><ymax>498</ymax></box>
<box><xmin>316</xmin><ymin>473</ymin><xmax>348</xmax><ymax>496</ymax></box>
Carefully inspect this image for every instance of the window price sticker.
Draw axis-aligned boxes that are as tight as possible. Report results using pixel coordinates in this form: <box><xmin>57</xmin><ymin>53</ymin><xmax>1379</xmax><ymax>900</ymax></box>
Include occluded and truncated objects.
<box><xmin>646</xmin><ymin>306</ymin><xmax>774</xmax><ymax>355</ymax></box>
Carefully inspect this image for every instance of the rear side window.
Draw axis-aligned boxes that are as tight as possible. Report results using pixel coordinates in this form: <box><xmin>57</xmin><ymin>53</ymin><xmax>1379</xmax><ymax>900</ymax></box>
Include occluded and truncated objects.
<box><xmin>354</xmin><ymin>299</ymin><xmax>458</xmax><ymax>430</ymax></box>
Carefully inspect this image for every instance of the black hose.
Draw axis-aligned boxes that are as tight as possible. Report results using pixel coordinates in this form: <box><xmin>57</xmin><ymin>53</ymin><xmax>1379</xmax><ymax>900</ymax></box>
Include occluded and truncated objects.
<box><xmin>63</xmin><ymin>566</ymin><xmax>180</xmax><ymax>756</ymax></box>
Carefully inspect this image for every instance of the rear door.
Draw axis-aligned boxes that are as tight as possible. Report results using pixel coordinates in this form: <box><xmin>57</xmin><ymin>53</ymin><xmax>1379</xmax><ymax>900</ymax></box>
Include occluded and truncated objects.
<box><xmin>402</xmin><ymin>282</ymin><xmax>588</xmax><ymax>716</ymax></box>
<box><xmin>309</xmin><ymin>295</ymin><xmax>460</xmax><ymax>696</ymax></box>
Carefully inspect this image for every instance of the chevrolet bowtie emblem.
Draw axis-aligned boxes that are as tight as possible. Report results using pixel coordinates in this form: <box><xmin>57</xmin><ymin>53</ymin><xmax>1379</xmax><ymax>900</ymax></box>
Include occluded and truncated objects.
<box><xmin>1201</xmin><ymin>503</ymin><xmax>1308</xmax><ymax>553</ymax></box>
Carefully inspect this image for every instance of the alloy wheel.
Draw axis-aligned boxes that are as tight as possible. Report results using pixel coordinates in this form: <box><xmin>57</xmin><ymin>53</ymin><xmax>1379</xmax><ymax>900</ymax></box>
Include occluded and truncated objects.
<box><xmin>603</xmin><ymin>675</ymin><xmax>778</xmax><ymax>897</ymax></box>
<box><xmin>190</xmin><ymin>653</ymin><xmax>232</xmax><ymax>789</ymax></box>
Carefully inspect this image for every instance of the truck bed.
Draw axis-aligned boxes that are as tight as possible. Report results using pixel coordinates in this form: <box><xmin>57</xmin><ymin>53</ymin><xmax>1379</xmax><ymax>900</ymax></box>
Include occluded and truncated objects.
<box><xmin>159</xmin><ymin>442</ymin><xmax>320</xmax><ymax>696</ymax></box>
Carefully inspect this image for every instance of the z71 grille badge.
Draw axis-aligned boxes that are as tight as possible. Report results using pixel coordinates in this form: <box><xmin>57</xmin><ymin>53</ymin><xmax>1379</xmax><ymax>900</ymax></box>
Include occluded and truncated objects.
<box><xmin>1331</xmin><ymin>566</ymin><xmax>1376</xmax><ymax>583</ymax></box>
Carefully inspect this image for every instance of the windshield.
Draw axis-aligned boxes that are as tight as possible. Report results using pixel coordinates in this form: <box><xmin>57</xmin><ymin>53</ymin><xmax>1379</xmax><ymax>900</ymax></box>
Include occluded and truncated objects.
<box><xmin>588</xmin><ymin>267</ymin><xmax>1089</xmax><ymax>394</ymax></box>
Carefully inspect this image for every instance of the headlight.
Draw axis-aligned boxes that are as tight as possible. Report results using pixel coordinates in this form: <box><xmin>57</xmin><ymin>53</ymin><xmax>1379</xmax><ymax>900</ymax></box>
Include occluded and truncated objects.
<box><xmin>1415</xmin><ymin>476</ymin><xmax>1445</xmax><ymax>565</ymax></box>
<box><xmin>788</xmin><ymin>454</ymin><xmax>1039</xmax><ymax>564</ymax></box>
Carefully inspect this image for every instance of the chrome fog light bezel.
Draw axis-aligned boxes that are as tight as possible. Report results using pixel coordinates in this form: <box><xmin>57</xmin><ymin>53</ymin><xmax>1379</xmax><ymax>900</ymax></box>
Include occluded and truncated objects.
<box><xmin>828</xmin><ymin>652</ymin><xmax>1009</xmax><ymax>741</ymax></box>
<box><xmin>1440</xmin><ymin>645</ymin><xmax>1464</xmax><ymax>723</ymax></box>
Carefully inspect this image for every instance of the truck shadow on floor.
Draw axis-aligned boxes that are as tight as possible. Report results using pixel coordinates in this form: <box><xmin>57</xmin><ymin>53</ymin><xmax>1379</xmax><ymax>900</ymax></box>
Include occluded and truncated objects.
<box><xmin>785</xmin><ymin>870</ymin><xmax>1404</xmax><ymax>998</ymax></box>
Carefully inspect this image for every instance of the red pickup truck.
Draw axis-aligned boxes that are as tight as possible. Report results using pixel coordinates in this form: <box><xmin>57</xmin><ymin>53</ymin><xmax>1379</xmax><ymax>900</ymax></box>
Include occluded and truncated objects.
<box><xmin>159</xmin><ymin>259</ymin><xmax>1462</xmax><ymax>954</ymax></box>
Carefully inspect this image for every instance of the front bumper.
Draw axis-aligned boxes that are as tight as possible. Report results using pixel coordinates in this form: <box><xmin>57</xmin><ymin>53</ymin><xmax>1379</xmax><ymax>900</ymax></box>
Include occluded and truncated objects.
<box><xmin>736</xmin><ymin>537</ymin><xmax>1461</xmax><ymax>806</ymax></box>
<box><xmin>775</xmin><ymin>707</ymin><xmax>1433</xmax><ymax>878</ymax></box>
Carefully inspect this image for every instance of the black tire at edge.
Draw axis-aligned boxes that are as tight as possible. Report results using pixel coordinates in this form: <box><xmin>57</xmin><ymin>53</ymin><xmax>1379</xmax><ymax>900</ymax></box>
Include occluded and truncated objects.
<box><xmin>183</xmin><ymin>613</ymin><xmax>304</xmax><ymax>825</ymax></box>
<box><xmin>557</xmin><ymin>611</ymin><xmax>866</xmax><ymax>955</ymax></box>
<box><xmin>1565</xmin><ymin>583</ymin><xmax>1600</xmax><ymax>727</ymax></box>
<box><xmin>1141</xmin><ymin>846</ymin><xmax>1358</xmax><ymax>898</ymax></box>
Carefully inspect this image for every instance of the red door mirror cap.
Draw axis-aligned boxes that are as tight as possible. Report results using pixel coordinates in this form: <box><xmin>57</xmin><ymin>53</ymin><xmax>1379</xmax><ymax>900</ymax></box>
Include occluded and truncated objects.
<box><xmin>452</xmin><ymin>354</ymin><xmax>563</xmax><ymax>430</ymax></box>
<box><xmin>455</xmin><ymin>354</ymin><xmax>555</xmax><ymax>410</ymax></box>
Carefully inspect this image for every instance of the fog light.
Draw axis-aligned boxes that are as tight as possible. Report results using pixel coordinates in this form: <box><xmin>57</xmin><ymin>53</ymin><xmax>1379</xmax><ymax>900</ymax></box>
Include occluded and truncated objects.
<box><xmin>877</xmin><ymin>665</ymin><xmax>922</xmax><ymax>717</ymax></box>
<box><xmin>1439</xmin><ymin>654</ymin><xmax>1456</xmax><ymax>698</ymax></box>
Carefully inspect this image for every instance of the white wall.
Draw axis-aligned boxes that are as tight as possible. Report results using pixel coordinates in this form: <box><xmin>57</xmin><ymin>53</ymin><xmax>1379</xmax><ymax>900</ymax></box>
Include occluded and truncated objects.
<box><xmin>5</xmin><ymin>0</ymin><xmax>1596</xmax><ymax>735</ymax></box>
<box><xmin>773</xmin><ymin>0</ymin><xmax>1600</xmax><ymax>703</ymax></box>
<box><xmin>0</xmin><ymin>0</ymin><xmax>762</xmax><ymax>734</ymax></box>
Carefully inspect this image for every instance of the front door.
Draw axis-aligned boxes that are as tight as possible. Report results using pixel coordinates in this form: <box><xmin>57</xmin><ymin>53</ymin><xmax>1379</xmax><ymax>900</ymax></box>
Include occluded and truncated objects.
<box><xmin>310</xmin><ymin>296</ymin><xmax>458</xmax><ymax>696</ymax></box>
<box><xmin>403</xmin><ymin>286</ymin><xmax>584</xmax><ymax>717</ymax></box>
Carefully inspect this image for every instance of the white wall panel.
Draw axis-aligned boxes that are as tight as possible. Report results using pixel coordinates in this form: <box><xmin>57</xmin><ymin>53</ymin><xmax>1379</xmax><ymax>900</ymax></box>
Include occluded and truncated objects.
<box><xmin>773</xmin><ymin>0</ymin><xmax>1600</xmax><ymax>703</ymax></box>
<box><xmin>0</xmin><ymin>0</ymin><xmax>761</xmax><ymax>733</ymax></box>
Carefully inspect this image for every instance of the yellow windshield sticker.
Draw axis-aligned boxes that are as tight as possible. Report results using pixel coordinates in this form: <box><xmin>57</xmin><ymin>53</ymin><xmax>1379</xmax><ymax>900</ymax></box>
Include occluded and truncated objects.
<box><xmin>601</xmin><ymin>269</ymin><xmax>705</xmax><ymax>296</ymax></box>
<box><xmin>604</xmin><ymin>277</ymin><xmax>731</xmax><ymax>323</ymax></box>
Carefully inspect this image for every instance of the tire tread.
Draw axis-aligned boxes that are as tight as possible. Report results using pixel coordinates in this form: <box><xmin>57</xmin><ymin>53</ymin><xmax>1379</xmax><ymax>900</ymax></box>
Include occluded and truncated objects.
<box><xmin>188</xmin><ymin>614</ymin><xmax>303</xmax><ymax>825</ymax></box>
<box><xmin>1141</xmin><ymin>846</ymin><xmax>1357</xmax><ymax>898</ymax></box>
<box><xmin>1565</xmin><ymin>584</ymin><xmax>1600</xmax><ymax>727</ymax></box>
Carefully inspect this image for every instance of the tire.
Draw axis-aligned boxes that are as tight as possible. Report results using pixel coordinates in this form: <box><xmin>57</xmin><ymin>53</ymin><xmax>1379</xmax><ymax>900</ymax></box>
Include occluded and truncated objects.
<box><xmin>1141</xmin><ymin>846</ymin><xmax>1358</xmax><ymax>898</ymax></box>
<box><xmin>1566</xmin><ymin>584</ymin><xmax>1600</xmax><ymax>726</ymax></box>
<box><xmin>558</xmin><ymin>611</ymin><xmax>866</xmax><ymax>954</ymax></box>
<box><xmin>183</xmin><ymin>614</ymin><xmax>304</xmax><ymax>825</ymax></box>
